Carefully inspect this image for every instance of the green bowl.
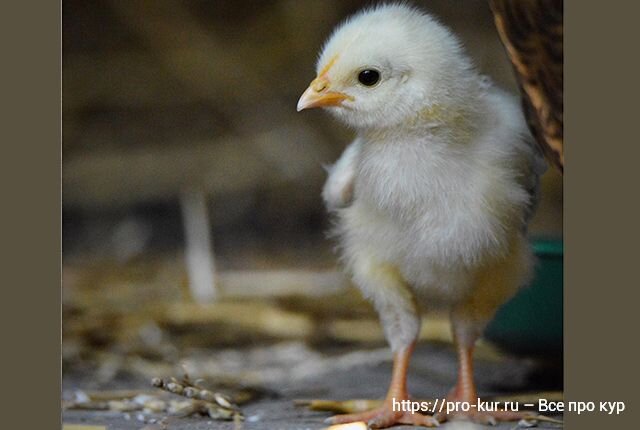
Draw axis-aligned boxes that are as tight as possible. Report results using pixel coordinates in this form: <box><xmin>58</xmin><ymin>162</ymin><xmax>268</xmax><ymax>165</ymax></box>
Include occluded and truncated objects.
<box><xmin>484</xmin><ymin>239</ymin><xmax>563</xmax><ymax>357</ymax></box>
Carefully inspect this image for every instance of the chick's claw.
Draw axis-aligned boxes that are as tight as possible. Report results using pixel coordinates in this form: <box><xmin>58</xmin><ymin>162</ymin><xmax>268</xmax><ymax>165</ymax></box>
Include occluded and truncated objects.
<box><xmin>327</xmin><ymin>403</ymin><xmax>439</xmax><ymax>429</ymax></box>
<box><xmin>434</xmin><ymin>408</ymin><xmax>538</xmax><ymax>426</ymax></box>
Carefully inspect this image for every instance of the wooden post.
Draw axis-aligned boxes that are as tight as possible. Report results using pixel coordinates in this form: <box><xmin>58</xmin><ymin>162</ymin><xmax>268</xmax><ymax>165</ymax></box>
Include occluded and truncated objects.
<box><xmin>180</xmin><ymin>188</ymin><xmax>217</xmax><ymax>302</ymax></box>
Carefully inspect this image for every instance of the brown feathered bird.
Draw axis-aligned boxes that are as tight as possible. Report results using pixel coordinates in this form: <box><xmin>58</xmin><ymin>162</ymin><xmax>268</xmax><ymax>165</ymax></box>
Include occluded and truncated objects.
<box><xmin>489</xmin><ymin>0</ymin><xmax>564</xmax><ymax>171</ymax></box>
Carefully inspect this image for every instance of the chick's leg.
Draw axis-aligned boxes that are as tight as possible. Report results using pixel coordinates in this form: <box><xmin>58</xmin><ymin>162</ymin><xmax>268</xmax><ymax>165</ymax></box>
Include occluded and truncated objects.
<box><xmin>328</xmin><ymin>259</ymin><xmax>438</xmax><ymax>428</ymax></box>
<box><xmin>435</xmin><ymin>310</ymin><xmax>534</xmax><ymax>425</ymax></box>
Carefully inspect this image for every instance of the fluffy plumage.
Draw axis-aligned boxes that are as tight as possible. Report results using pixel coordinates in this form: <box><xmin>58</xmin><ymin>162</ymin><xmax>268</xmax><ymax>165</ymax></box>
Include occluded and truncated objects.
<box><xmin>298</xmin><ymin>4</ymin><xmax>546</xmax><ymax>427</ymax></box>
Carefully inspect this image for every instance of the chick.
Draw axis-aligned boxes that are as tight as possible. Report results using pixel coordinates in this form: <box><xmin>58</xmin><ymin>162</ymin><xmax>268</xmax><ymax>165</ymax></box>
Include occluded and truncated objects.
<box><xmin>298</xmin><ymin>4</ymin><xmax>546</xmax><ymax>428</ymax></box>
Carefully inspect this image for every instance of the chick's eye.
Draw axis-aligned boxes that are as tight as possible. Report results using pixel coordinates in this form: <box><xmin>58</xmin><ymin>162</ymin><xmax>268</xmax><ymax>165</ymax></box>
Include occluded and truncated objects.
<box><xmin>358</xmin><ymin>69</ymin><xmax>380</xmax><ymax>86</ymax></box>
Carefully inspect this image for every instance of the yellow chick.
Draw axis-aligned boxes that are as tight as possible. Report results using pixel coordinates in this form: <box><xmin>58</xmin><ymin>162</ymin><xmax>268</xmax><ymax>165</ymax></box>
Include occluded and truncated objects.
<box><xmin>298</xmin><ymin>4</ymin><xmax>546</xmax><ymax>428</ymax></box>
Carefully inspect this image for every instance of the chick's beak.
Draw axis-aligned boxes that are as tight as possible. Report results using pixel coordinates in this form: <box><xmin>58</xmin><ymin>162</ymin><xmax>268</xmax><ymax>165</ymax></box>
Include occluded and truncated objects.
<box><xmin>297</xmin><ymin>77</ymin><xmax>352</xmax><ymax>112</ymax></box>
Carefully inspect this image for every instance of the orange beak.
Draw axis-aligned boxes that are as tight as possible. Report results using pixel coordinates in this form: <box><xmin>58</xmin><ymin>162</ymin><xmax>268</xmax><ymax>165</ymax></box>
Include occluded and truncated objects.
<box><xmin>297</xmin><ymin>76</ymin><xmax>353</xmax><ymax>112</ymax></box>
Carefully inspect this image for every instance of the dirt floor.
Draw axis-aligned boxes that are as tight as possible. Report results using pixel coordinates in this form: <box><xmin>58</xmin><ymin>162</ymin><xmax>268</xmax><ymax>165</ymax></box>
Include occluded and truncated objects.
<box><xmin>63</xmin><ymin>342</ymin><xmax>563</xmax><ymax>430</ymax></box>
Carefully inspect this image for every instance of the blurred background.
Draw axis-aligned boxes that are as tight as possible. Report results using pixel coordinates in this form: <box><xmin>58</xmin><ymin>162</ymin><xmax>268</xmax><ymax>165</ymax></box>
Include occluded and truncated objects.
<box><xmin>63</xmin><ymin>0</ymin><xmax>562</xmax><ymax>426</ymax></box>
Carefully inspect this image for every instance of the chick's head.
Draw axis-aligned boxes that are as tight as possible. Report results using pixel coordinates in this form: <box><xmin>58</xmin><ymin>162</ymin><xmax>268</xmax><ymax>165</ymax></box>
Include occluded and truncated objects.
<box><xmin>297</xmin><ymin>4</ymin><xmax>476</xmax><ymax>130</ymax></box>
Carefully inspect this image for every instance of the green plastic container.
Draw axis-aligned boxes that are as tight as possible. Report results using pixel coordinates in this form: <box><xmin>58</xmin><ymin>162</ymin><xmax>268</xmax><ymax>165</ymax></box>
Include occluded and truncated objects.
<box><xmin>484</xmin><ymin>239</ymin><xmax>563</xmax><ymax>357</ymax></box>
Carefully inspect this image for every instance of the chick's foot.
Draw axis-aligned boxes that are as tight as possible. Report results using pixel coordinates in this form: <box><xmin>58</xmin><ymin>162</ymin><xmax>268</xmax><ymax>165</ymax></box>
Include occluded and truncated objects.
<box><xmin>436</xmin><ymin>340</ymin><xmax>540</xmax><ymax>425</ymax></box>
<box><xmin>433</xmin><ymin>384</ymin><xmax>538</xmax><ymax>425</ymax></box>
<box><xmin>327</xmin><ymin>399</ymin><xmax>439</xmax><ymax>428</ymax></box>
<box><xmin>434</xmin><ymin>403</ymin><xmax>536</xmax><ymax>426</ymax></box>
